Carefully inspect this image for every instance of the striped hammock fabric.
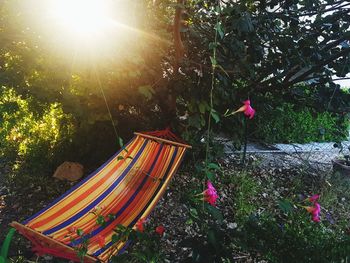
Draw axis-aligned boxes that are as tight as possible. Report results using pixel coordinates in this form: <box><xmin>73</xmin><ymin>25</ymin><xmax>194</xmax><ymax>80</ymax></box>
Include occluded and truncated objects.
<box><xmin>11</xmin><ymin>129</ymin><xmax>191</xmax><ymax>262</ymax></box>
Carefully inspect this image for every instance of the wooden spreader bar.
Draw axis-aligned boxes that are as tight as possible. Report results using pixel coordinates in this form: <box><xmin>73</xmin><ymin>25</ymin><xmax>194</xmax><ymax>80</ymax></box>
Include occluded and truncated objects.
<box><xmin>10</xmin><ymin>222</ymin><xmax>97</xmax><ymax>262</ymax></box>
<box><xmin>135</xmin><ymin>132</ymin><xmax>192</xmax><ymax>149</ymax></box>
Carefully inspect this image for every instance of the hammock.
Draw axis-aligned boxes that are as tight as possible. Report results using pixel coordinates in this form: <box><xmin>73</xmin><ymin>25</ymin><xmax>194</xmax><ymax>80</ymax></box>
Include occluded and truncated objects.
<box><xmin>7</xmin><ymin>129</ymin><xmax>191</xmax><ymax>262</ymax></box>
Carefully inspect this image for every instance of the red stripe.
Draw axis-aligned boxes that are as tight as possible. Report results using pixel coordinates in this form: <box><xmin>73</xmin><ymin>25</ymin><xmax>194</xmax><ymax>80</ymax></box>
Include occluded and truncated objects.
<box><xmin>87</xmin><ymin>144</ymin><xmax>164</xmax><ymax>248</ymax></box>
<box><xmin>29</xmin><ymin>138</ymin><xmax>142</xmax><ymax>229</ymax></box>
<box><xmin>57</xmin><ymin>142</ymin><xmax>159</xmax><ymax>242</ymax></box>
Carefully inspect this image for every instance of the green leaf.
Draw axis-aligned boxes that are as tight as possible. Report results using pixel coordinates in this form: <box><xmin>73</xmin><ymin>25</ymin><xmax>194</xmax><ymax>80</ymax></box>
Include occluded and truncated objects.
<box><xmin>278</xmin><ymin>199</ymin><xmax>294</xmax><ymax>214</ymax></box>
<box><xmin>206</xmin><ymin>204</ymin><xmax>223</xmax><ymax>222</ymax></box>
<box><xmin>190</xmin><ymin>208</ymin><xmax>199</xmax><ymax>219</ymax></box>
<box><xmin>117</xmin><ymin>156</ymin><xmax>124</xmax><ymax>161</ymax></box>
<box><xmin>77</xmin><ymin>229</ymin><xmax>84</xmax><ymax>236</ymax></box>
<box><xmin>205</xmin><ymin>169</ymin><xmax>215</xmax><ymax>181</ymax></box>
<box><xmin>111</xmin><ymin>234</ymin><xmax>120</xmax><ymax>243</ymax></box>
<box><xmin>108</xmin><ymin>214</ymin><xmax>116</xmax><ymax>220</ymax></box>
<box><xmin>189</xmin><ymin>114</ymin><xmax>203</xmax><ymax>129</ymax></box>
<box><xmin>210</xmin><ymin>110</ymin><xmax>220</xmax><ymax>123</ymax></box>
<box><xmin>209</xmin><ymin>42</ymin><xmax>218</xmax><ymax>50</ymax></box>
<box><xmin>96</xmin><ymin>215</ymin><xmax>106</xmax><ymax>226</ymax></box>
<box><xmin>198</xmin><ymin>102</ymin><xmax>206</xmax><ymax>114</ymax></box>
<box><xmin>118</xmin><ymin>137</ymin><xmax>124</xmax><ymax>147</ymax></box>
<box><xmin>215</xmin><ymin>22</ymin><xmax>224</xmax><ymax>39</ymax></box>
<box><xmin>207</xmin><ymin>162</ymin><xmax>220</xmax><ymax>170</ymax></box>
<box><xmin>185</xmin><ymin>218</ymin><xmax>193</xmax><ymax>225</ymax></box>
<box><xmin>210</xmin><ymin>56</ymin><xmax>217</xmax><ymax>66</ymax></box>
<box><xmin>138</xmin><ymin>85</ymin><xmax>155</xmax><ymax>100</ymax></box>
<box><xmin>237</xmin><ymin>14</ymin><xmax>254</xmax><ymax>32</ymax></box>
<box><xmin>207</xmin><ymin>229</ymin><xmax>219</xmax><ymax>251</ymax></box>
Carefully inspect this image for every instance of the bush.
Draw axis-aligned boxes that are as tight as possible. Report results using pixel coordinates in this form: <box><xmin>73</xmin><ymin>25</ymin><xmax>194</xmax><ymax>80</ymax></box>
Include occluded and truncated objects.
<box><xmin>253</xmin><ymin>103</ymin><xmax>349</xmax><ymax>143</ymax></box>
<box><xmin>236</xmin><ymin>213</ymin><xmax>350</xmax><ymax>263</ymax></box>
<box><xmin>0</xmin><ymin>86</ymin><xmax>75</xmax><ymax>171</ymax></box>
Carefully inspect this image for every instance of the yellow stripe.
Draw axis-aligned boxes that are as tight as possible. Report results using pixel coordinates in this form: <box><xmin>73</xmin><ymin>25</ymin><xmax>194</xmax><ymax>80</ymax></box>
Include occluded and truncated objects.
<box><xmin>53</xmin><ymin>138</ymin><xmax>156</xmax><ymax>239</ymax></box>
<box><xmin>98</xmin><ymin>146</ymin><xmax>185</xmax><ymax>260</ymax></box>
<box><xmin>21</xmin><ymin>135</ymin><xmax>188</xmax><ymax>263</ymax></box>
<box><xmin>54</xmin><ymin>140</ymin><xmax>160</xmax><ymax>241</ymax></box>
<box><xmin>27</xmin><ymin>137</ymin><xmax>143</xmax><ymax>230</ymax></box>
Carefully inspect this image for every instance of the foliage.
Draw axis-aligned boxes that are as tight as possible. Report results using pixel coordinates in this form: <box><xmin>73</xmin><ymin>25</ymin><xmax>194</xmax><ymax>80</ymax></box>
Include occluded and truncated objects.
<box><xmin>236</xmin><ymin>212</ymin><xmax>350</xmax><ymax>263</ymax></box>
<box><xmin>183</xmin><ymin>0</ymin><xmax>350</xmax><ymax>106</ymax></box>
<box><xmin>0</xmin><ymin>86</ymin><xmax>74</xmax><ymax>170</ymax></box>
<box><xmin>253</xmin><ymin>102</ymin><xmax>349</xmax><ymax>143</ymax></box>
<box><xmin>319</xmin><ymin>171</ymin><xmax>350</xmax><ymax>227</ymax></box>
<box><xmin>69</xmin><ymin>229</ymin><xmax>90</xmax><ymax>261</ymax></box>
<box><xmin>0</xmin><ymin>0</ymin><xmax>174</xmax><ymax>133</ymax></box>
<box><xmin>0</xmin><ymin>0</ymin><xmax>349</xmax><ymax>148</ymax></box>
<box><xmin>181</xmin><ymin>201</ymin><xmax>231</xmax><ymax>263</ymax></box>
<box><xmin>226</xmin><ymin>166</ymin><xmax>350</xmax><ymax>263</ymax></box>
<box><xmin>180</xmin><ymin>224</ymin><xmax>235</xmax><ymax>263</ymax></box>
<box><xmin>110</xmin><ymin>225</ymin><xmax>165</xmax><ymax>263</ymax></box>
<box><xmin>226</xmin><ymin>171</ymin><xmax>261</xmax><ymax>223</ymax></box>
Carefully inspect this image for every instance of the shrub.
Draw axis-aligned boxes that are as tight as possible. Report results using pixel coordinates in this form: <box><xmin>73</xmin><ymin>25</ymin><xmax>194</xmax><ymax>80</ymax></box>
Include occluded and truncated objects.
<box><xmin>226</xmin><ymin>171</ymin><xmax>261</xmax><ymax>224</ymax></box>
<box><xmin>0</xmin><ymin>86</ymin><xmax>75</xmax><ymax>170</ymax></box>
<box><xmin>236</xmin><ymin>213</ymin><xmax>350</xmax><ymax>263</ymax></box>
<box><xmin>253</xmin><ymin>103</ymin><xmax>349</xmax><ymax>143</ymax></box>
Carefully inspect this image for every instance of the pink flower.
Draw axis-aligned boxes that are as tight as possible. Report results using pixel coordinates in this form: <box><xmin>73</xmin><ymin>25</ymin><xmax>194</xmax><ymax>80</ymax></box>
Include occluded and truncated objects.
<box><xmin>304</xmin><ymin>202</ymin><xmax>321</xmax><ymax>223</ymax></box>
<box><xmin>311</xmin><ymin>203</ymin><xmax>321</xmax><ymax>222</ymax></box>
<box><xmin>308</xmin><ymin>194</ymin><xmax>320</xmax><ymax>203</ymax></box>
<box><xmin>136</xmin><ymin>218</ymin><xmax>147</xmax><ymax>232</ymax></box>
<box><xmin>312</xmin><ymin>216</ymin><xmax>320</xmax><ymax>223</ymax></box>
<box><xmin>203</xmin><ymin>180</ymin><xmax>219</xmax><ymax>206</ymax></box>
<box><xmin>234</xmin><ymin>100</ymin><xmax>256</xmax><ymax>119</ymax></box>
<box><xmin>155</xmin><ymin>225</ymin><xmax>165</xmax><ymax>236</ymax></box>
<box><xmin>304</xmin><ymin>206</ymin><xmax>314</xmax><ymax>213</ymax></box>
<box><xmin>206</xmin><ymin>181</ymin><xmax>216</xmax><ymax>195</ymax></box>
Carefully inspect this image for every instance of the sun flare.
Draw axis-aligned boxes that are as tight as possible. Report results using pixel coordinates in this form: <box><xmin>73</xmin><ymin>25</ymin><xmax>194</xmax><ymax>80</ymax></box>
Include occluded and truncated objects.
<box><xmin>50</xmin><ymin>0</ymin><xmax>113</xmax><ymax>37</ymax></box>
<box><xmin>19</xmin><ymin>0</ymin><xmax>145</xmax><ymax>60</ymax></box>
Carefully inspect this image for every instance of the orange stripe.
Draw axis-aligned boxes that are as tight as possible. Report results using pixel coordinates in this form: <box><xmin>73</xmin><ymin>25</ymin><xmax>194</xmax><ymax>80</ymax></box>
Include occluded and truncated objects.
<box><xmin>55</xmin><ymin>141</ymin><xmax>159</xmax><ymax>242</ymax></box>
<box><xmin>99</xmin><ymin>148</ymin><xmax>184</xmax><ymax>260</ymax></box>
<box><xmin>28</xmin><ymin>137</ymin><xmax>143</xmax><ymax>229</ymax></box>
<box><xmin>89</xmin><ymin>146</ymin><xmax>171</xmax><ymax>252</ymax></box>
<box><xmin>86</xmin><ymin>145</ymin><xmax>163</xmax><ymax>244</ymax></box>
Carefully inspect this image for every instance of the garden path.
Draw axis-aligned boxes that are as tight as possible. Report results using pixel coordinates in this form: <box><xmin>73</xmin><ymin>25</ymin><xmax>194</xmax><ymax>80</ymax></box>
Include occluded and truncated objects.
<box><xmin>216</xmin><ymin>135</ymin><xmax>350</xmax><ymax>166</ymax></box>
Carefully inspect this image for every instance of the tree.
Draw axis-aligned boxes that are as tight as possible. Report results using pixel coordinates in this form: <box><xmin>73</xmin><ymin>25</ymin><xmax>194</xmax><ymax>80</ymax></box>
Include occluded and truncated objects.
<box><xmin>178</xmin><ymin>0</ymin><xmax>350</xmax><ymax>114</ymax></box>
<box><xmin>0</xmin><ymin>0</ymin><xmax>178</xmax><ymax>133</ymax></box>
<box><xmin>0</xmin><ymin>0</ymin><xmax>349</xmax><ymax>144</ymax></box>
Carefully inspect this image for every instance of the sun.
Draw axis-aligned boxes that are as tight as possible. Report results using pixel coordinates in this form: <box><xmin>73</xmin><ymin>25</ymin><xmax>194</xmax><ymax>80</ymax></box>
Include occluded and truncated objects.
<box><xmin>21</xmin><ymin>0</ymin><xmax>144</xmax><ymax>60</ymax></box>
<box><xmin>50</xmin><ymin>0</ymin><xmax>114</xmax><ymax>38</ymax></box>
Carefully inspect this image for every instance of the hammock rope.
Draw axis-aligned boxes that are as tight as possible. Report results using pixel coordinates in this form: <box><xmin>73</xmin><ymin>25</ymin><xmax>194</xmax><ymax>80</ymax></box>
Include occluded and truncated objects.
<box><xmin>94</xmin><ymin>69</ymin><xmax>120</xmax><ymax>144</ymax></box>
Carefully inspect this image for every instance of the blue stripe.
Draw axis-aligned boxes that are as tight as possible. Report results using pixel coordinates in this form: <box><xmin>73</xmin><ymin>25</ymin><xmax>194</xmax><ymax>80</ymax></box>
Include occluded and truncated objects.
<box><xmin>92</xmin><ymin>146</ymin><xmax>180</xmax><ymax>257</ymax></box>
<box><xmin>22</xmin><ymin>137</ymin><xmax>137</xmax><ymax>225</ymax></box>
<box><xmin>42</xmin><ymin>139</ymin><xmax>149</xmax><ymax>235</ymax></box>
<box><xmin>117</xmin><ymin>240</ymin><xmax>131</xmax><ymax>255</ymax></box>
<box><xmin>73</xmin><ymin>144</ymin><xmax>165</xmax><ymax>249</ymax></box>
<box><xmin>128</xmin><ymin>147</ymin><xmax>178</xmax><ymax>226</ymax></box>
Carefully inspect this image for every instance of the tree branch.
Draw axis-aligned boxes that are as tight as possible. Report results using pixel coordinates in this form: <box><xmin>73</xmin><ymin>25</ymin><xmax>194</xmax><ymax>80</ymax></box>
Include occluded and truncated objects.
<box><xmin>270</xmin><ymin>3</ymin><xmax>350</xmax><ymax>17</ymax></box>
<box><xmin>288</xmin><ymin>47</ymin><xmax>350</xmax><ymax>86</ymax></box>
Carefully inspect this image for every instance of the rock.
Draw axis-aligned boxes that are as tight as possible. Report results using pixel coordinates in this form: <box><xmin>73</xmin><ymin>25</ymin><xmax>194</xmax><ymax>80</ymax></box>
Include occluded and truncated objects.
<box><xmin>227</xmin><ymin>222</ymin><xmax>237</xmax><ymax>229</ymax></box>
<box><xmin>43</xmin><ymin>255</ymin><xmax>53</xmax><ymax>261</ymax></box>
<box><xmin>53</xmin><ymin>162</ymin><xmax>84</xmax><ymax>182</ymax></box>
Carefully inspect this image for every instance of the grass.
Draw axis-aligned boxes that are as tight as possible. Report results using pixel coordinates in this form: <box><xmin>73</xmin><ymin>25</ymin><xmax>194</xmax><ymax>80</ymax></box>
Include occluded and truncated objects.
<box><xmin>224</xmin><ymin>171</ymin><xmax>262</xmax><ymax>224</ymax></box>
